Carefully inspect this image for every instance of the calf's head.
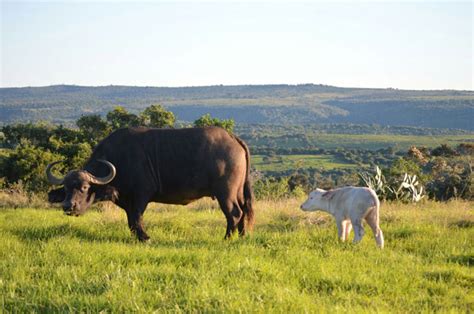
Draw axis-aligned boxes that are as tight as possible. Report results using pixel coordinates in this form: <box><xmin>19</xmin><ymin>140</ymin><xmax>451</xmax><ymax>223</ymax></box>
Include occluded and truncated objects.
<box><xmin>46</xmin><ymin>160</ymin><xmax>116</xmax><ymax>216</ymax></box>
<box><xmin>300</xmin><ymin>188</ymin><xmax>327</xmax><ymax>212</ymax></box>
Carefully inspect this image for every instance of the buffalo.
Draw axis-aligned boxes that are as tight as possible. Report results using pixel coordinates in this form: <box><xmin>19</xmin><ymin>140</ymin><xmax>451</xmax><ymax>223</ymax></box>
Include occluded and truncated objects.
<box><xmin>47</xmin><ymin>127</ymin><xmax>254</xmax><ymax>241</ymax></box>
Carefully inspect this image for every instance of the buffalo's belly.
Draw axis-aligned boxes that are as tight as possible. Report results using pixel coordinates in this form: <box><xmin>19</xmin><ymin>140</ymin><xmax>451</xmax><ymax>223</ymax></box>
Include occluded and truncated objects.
<box><xmin>152</xmin><ymin>191</ymin><xmax>212</xmax><ymax>205</ymax></box>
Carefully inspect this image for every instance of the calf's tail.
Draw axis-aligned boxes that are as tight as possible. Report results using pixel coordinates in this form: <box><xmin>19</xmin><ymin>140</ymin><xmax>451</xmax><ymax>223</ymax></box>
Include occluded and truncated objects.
<box><xmin>373</xmin><ymin>196</ymin><xmax>384</xmax><ymax>248</ymax></box>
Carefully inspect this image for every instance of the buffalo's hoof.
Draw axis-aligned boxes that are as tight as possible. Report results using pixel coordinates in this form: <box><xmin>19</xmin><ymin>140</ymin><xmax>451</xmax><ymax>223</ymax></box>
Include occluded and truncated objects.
<box><xmin>138</xmin><ymin>235</ymin><xmax>151</xmax><ymax>243</ymax></box>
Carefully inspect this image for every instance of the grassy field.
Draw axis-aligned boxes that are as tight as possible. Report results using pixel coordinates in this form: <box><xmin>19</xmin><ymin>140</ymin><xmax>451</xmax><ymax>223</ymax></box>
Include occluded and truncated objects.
<box><xmin>0</xmin><ymin>199</ymin><xmax>472</xmax><ymax>312</ymax></box>
<box><xmin>252</xmin><ymin>154</ymin><xmax>356</xmax><ymax>172</ymax></box>
<box><xmin>246</xmin><ymin>133</ymin><xmax>474</xmax><ymax>150</ymax></box>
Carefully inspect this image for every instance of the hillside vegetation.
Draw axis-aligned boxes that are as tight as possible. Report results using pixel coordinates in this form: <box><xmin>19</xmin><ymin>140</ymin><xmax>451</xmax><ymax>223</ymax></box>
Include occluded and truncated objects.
<box><xmin>0</xmin><ymin>199</ymin><xmax>472</xmax><ymax>312</ymax></box>
<box><xmin>1</xmin><ymin>84</ymin><xmax>473</xmax><ymax>129</ymax></box>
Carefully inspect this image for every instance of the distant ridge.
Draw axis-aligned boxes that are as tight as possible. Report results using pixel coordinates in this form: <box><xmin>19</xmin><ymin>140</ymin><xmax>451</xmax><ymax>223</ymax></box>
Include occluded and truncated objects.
<box><xmin>1</xmin><ymin>84</ymin><xmax>473</xmax><ymax>130</ymax></box>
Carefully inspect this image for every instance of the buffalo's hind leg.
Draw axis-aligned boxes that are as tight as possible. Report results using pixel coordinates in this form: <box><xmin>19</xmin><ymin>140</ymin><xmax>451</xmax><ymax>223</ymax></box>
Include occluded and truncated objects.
<box><xmin>237</xmin><ymin>204</ymin><xmax>247</xmax><ymax>237</ymax></box>
<box><xmin>217</xmin><ymin>197</ymin><xmax>243</xmax><ymax>239</ymax></box>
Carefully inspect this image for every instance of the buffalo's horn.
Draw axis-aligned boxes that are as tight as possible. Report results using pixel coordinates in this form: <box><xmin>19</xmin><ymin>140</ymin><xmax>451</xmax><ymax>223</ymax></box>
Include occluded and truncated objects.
<box><xmin>88</xmin><ymin>159</ymin><xmax>116</xmax><ymax>185</ymax></box>
<box><xmin>45</xmin><ymin>160</ymin><xmax>66</xmax><ymax>185</ymax></box>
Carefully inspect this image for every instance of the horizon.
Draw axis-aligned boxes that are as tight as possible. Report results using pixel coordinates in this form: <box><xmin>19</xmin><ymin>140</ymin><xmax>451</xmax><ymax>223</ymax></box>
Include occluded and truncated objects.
<box><xmin>1</xmin><ymin>82</ymin><xmax>473</xmax><ymax>92</ymax></box>
<box><xmin>1</xmin><ymin>2</ymin><xmax>472</xmax><ymax>90</ymax></box>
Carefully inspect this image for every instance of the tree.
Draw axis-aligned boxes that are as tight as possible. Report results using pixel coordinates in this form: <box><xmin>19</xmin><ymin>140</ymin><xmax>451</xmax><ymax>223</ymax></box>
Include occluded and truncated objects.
<box><xmin>106</xmin><ymin>106</ymin><xmax>141</xmax><ymax>130</ymax></box>
<box><xmin>1</xmin><ymin>139</ymin><xmax>63</xmax><ymax>192</ymax></box>
<box><xmin>387</xmin><ymin>158</ymin><xmax>424</xmax><ymax>182</ymax></box>
<box><xmin>140</xmin><ymin>104</ymin><xmax>175</xmax><ymax>128</ymax></box>
<box><xmin>194</xmin><ymin>113</ymin><xmax>235</xmax><ymax>133</ymax></box>
<box><xmin>76</xmin><ymin>114</ymin><xmax>111</xmax><ymax>145</ymax></box>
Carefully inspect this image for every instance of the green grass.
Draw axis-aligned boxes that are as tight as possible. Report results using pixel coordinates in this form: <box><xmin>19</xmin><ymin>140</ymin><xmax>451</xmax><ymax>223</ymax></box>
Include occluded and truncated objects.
<box><xmin>252</xmin><ymin>154</ymin><xmax>356</xmax><ymax>172</ymax></box>
<box><xmin>0</xmin><ymin>199</ymin><xmax>473</xmax><ymax>312</ymax></box>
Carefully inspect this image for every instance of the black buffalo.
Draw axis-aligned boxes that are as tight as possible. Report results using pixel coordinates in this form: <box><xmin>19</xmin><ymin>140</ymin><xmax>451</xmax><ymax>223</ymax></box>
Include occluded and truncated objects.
<box><xmin>47</xmin><ymin>127</ymin><xmax>254</xmax><ymax>241</ymax></box>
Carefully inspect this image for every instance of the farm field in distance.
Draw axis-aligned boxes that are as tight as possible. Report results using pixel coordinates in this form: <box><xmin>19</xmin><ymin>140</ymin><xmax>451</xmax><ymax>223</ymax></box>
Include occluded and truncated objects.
<box><xmin>252</xmin><ymin>154</ymin><xmax>357</xmax><ymax>172</ymax></box>
<box><xmin>0</xmin><ymin>199</ymin><xmax>472</xmax><ymax>312</ymax></box>
<box><xmin>243</xmin><ymin>133</ymin><xmax>474</xmax><ymax>150</ymax></box>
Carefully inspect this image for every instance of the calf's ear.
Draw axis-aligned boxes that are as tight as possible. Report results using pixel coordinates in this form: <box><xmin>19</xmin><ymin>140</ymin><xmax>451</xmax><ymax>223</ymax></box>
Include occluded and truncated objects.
<box><xmin>48</xmin><ymin>187</ymin><xmax>65</xmax><ymax>203</ymax></box>
<box><xmin>322</xmin><ymin>190</ymin><xmax>336</xmax><ymax>200</ymax></box>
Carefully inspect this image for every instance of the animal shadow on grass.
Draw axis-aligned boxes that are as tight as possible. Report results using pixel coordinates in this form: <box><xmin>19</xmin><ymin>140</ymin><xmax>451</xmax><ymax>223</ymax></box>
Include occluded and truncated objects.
<box><xmin>11</xmin><ymin>222</ymin><xmax>240</xmax><ymax>248</ymax></box>
<box><xmin>449</xmin><ymin>220</ymin><xmax>474</xmax><ymax>229</ymax></box>
<box><xmin>389</xmin><ymin>227</ymin><xmax>417</xmax><ymax>239</ymax></box>
<box><xmin>300</xmin><ymin>277</ymin><xmax>380</xmax><ymax>297</ymax></box>
<box><xmin>12</xmin><ymin>223</ymin><xmax>132</xmax><ymax>244</ymax></box>
<box><xmin>259</xmin><ymin>212</ymin><xmax>311</xmax><ymax>233</ymax></box>
<box><xmin>447</xmin><ymin>255</ymin><xmax>473</xmax><ymax>267</ymax></box>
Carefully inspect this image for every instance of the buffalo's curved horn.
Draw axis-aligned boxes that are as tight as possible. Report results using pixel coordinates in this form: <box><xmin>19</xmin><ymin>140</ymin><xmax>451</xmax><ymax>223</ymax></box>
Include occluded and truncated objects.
<box><xmin>45</xmin><ymin>160</ymin><xmax>66</xmax><ymax>185</ymax></box>
<box><xmin>88</xmin><ymin>159</ymin><xmax>116</xmax><ymax>185</ymax></box>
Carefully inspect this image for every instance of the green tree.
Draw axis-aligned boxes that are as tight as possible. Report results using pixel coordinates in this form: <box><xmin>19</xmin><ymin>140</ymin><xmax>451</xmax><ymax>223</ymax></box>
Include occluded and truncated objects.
<box><xmin>2</xmin><ymin>139</ymin><xmax>63</xmax><ymax>192</ymax></box>
<box><xmin>76</xmin><ymin>114</ymin><xmax>111</xmax><ymax>145</ymax></box>
<box><xmin>106</xmin><ymin>106</ymin><xmax>141</xmax><ymax>130</ymax></box>
<box><xmin>56</xmin><ymin>142</ymin><xmax>93</xmax><ymax>170</ymax></box>
<box><xmin>194</xmin><ymin>113</ymin><xmax>235</xmax><ymax>133</ymax></box>
<box><xmin>140</xmin><ymin>105</ymin><xmax>175</xmax><ymax>128</ymax></box>
<box><xmin>387</xmin><ymin>158</ymin><xmax>424</xmax><ymax>181</ymax></box>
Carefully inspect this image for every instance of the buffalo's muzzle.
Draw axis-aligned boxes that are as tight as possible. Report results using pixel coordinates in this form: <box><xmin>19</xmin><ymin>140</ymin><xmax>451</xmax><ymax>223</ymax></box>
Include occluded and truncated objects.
<box><xmin>62</xmin><ymin>201</ymin><xmax>77</xmax><ymax>213</ymax></box>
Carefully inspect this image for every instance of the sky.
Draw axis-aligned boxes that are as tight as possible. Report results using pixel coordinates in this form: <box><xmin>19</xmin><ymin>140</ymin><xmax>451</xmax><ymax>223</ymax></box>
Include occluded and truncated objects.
<box><xmin>1</xmin><ymin>1</ymin><xmax>472</xmax><ymax>90</ymax></box>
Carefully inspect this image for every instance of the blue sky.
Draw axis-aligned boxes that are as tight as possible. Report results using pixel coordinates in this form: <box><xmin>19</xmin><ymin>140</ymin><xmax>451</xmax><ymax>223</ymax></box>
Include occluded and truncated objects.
<box><xmin>1</xmin><ymin>1</ymin><xmax>472</xmax><ymax>90</ymax></box>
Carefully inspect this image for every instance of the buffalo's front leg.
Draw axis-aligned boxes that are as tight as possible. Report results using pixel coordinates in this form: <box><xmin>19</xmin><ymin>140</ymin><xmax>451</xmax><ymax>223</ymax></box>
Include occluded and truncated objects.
<box><xmin>127</xmin><ymin>210</ymin><xmax>150</xmax><ymax>242</ymax></box>
<box><xmin>118</xmin><ymin>194</ymin><xmax>151</xmax><ymax>242</ymax></box>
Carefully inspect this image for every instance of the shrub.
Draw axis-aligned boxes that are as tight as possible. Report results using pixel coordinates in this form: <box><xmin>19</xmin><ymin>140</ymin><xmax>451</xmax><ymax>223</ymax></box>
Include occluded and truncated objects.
<box><xmin>253</xmin><ymin>177</ymin><xmax>305</xmax><ymax>200</ymax></box>
<box><xmin>425</xmin><ymin>157</ymin><xmax>472</xmax><ymax>200</ymax></box>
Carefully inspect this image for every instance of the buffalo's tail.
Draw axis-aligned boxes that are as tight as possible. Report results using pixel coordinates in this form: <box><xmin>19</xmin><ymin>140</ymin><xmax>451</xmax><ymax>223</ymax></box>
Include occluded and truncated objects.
<box><xmin>243</xmin><ymin>176</ymin><xmax>255</xmax><ymax>230</ymax></box>
<box><xmin>234</xmin><ymin>135</ymin><xmax>255</xmax><ymax>231</ymax></box>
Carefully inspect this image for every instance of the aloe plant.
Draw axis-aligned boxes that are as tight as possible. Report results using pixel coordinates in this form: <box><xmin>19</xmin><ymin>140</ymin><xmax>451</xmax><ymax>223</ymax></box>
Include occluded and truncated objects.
<box><xmin>359</xmin><ymin>166</ymin><xmax>425</xmax><ymax>203</ymax></box>
<box><xmin>359</xmin><ymin>166</ymin><xmax>388</xmax><ymax>200</ymax></box>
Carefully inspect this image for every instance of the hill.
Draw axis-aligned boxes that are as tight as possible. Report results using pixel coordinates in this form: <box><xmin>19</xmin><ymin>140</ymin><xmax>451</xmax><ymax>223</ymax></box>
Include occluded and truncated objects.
<box><xmin>1</xmin><ymin>84</ymin><xmax>473</xmax><ymax>129</ymax></box>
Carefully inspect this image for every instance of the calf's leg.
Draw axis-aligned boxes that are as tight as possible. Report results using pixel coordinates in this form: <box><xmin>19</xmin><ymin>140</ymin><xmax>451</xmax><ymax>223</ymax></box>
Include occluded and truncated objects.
<box><xmin>336</xmin><ymin>217</ymin><xmax>345</xmax><ymax>241</ymax></box>
<box><xmin>343</xmin><ymin>220</ymin><xmax>352</xmax><ymax>241</ymax></box>
<box><xmin>365</xmin><ymin>209</ymin><xmax>384</xmax><ymax>248</ymax></box>
<box><xmin>351</xmin><ymin>218</ymin><xmax>365</xmax><ymax>244</ymax></box>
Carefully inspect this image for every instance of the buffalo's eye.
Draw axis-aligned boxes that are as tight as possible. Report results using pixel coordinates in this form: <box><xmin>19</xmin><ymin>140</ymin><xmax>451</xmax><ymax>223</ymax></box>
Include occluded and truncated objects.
<box><xmin>81</xmin><ymin>186</ymin><xmax>89</xmax><ymax>192</ymax></box>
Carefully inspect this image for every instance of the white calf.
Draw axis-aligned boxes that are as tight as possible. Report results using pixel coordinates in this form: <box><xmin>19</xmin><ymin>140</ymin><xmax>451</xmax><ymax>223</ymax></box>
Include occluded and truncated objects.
<box><xmin>300</xmin><ymin>187</ymin><xmax>384</xmax><ymax>248</ymax></box>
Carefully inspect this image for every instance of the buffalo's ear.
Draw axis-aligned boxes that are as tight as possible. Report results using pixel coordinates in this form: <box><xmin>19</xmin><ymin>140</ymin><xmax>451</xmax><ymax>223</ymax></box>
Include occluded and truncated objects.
<box><xmin>48</xmin><ymin>187</ymin><xmax>65</xmax><ymax>203</ymax></box>
<box><xmin>94</xmin><ymin>186</ymin><xmax>119</xmax><ymax>202</ymax></box>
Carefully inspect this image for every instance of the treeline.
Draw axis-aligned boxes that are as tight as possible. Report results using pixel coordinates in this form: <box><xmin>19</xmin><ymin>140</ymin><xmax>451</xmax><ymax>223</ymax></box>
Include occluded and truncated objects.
<box><xmin>0</xmin><ymin>105</ymin><xmax>233</xmax><ymax>193</ymax></box>
<box><xmin>0</xmin><ymin>105</ymin><xmax>472</xmax><ymax>202</ymax></box>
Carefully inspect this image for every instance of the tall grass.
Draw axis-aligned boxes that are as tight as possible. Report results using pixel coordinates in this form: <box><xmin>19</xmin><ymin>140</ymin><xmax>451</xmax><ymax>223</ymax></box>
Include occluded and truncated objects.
<box><xmin>0</xmin><ymin>199</ymin><xmax>472</xmax><ymax>312</ymax></box>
